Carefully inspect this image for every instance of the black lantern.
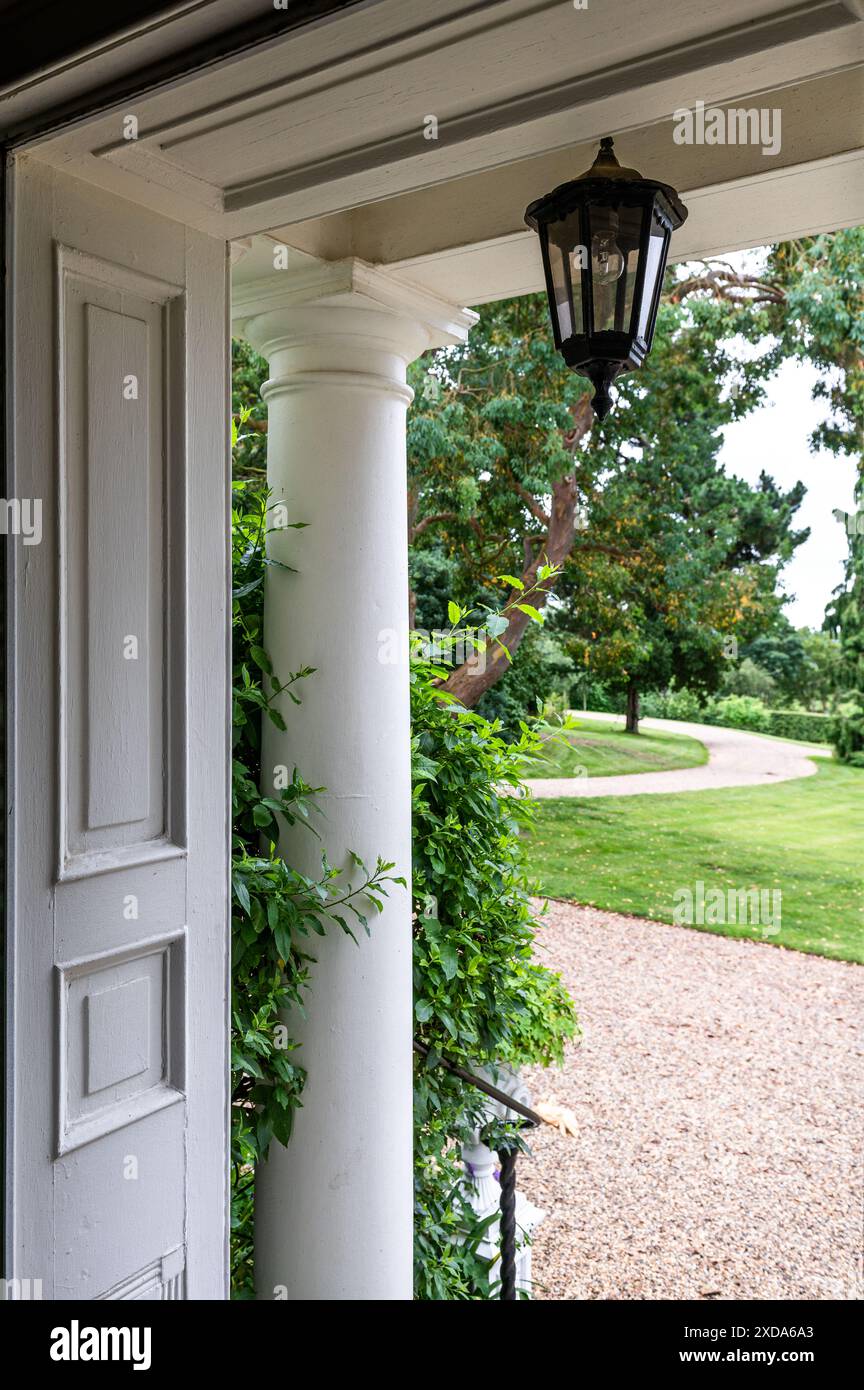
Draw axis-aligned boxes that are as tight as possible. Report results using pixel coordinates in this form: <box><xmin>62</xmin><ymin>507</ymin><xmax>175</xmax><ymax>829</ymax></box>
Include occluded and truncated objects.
<box><xmin>525</xmin><ymin>137</ymin><xmax>688</xmax><ymax>418</ymax></box>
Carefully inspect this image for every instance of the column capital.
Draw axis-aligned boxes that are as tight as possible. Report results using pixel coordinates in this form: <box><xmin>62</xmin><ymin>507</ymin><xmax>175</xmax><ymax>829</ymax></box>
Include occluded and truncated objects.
<box><xmin>232</xmin><ymin>244</ymin><xmax>477</xmax><ymax>365</ymax></box>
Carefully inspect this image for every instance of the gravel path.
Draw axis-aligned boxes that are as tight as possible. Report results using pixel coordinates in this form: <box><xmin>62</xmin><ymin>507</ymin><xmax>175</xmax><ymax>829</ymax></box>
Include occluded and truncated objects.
<box><xmin>522</xmin><ymin>900</ymin><xmax>863</xmax><ymax>1300</ymax></box>
<box><xmin>525</xmin><ymin>712</ymin><xmax>830</xmax><ymax>799</ymax></box>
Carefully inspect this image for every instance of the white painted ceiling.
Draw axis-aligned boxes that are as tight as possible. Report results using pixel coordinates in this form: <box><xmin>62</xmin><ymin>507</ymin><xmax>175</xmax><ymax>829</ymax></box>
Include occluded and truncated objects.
<box><xmin>21</xmin><ymin>0</ymin><xmax>864</xmax><ymax>303</ymax></box>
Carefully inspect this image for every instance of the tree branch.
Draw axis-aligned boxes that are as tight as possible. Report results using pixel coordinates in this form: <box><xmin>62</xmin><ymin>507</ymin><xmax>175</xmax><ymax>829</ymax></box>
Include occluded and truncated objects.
<box><xmin>409</xmin><ymin>510</ymin><xmax>462</xmax><ymax>543</ymax></box>
<box><xmin>438</xmin><ymin>389</ymin><xmax>594</xmax><ymax>707</ymax></box>
<box><xmin>669</xmin><ymin>263</ymin><xmax>785</xmax><ymax>306</ymax></box>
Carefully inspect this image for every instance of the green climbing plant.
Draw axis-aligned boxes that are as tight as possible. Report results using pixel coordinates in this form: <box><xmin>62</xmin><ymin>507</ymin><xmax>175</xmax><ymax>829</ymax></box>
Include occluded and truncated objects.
<box><xmin>410</xmin><ymin>612</ymin><xmax>578</xmax><ymax>1298</ymax></box>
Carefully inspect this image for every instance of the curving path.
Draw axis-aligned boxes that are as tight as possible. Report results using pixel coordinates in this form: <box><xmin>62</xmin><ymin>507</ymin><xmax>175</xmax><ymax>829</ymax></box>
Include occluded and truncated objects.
<box><xmin>525</xmin><ymin>711</ymin><xmax>830</xmax><ymax>799</ymax></box>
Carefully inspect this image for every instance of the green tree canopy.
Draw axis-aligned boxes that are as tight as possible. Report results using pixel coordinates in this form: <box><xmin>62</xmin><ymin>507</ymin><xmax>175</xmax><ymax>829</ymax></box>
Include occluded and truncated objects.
<box><xmin>408</xmin><ymin>280</ymin><xmax>807</xmax><ymax>729</ymax></box>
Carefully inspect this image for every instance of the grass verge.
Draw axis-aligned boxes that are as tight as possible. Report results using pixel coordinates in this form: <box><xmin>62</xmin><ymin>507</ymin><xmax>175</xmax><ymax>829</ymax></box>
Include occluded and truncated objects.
<box><xmin>525</xmin><ymin>716</ymin><xmax>708</xmax><ymax>779</ymax></box>
<box><xmin>525</xmin><ymin>760</ymin><xmax>864</xmax><ymax>963</ymax></box>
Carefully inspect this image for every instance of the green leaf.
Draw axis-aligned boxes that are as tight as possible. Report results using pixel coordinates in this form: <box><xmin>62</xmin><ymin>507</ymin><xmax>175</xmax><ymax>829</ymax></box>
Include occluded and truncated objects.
<box><xmin>250</xmin><ymin>645</ymin><xmax>273</xmax><ymax>674</ymax></box>
<box><xmin>514</xmin><ymin>602</ymin><xmax>544</xmax><ymax>624</ymax></box>
<box><xmin>233</xmin><ymin>876</ymin><xmax>251</xmax><ymax>916</ymax></box>
<box><xmin>439</xmin><ymin>942</ymin><xmax>460</xmax><ymax>980</ymax></box>
<box><xmin>438</xmin><ymin>1010</ymin><xmax>459</xmax><ymax>1040</ymax></box>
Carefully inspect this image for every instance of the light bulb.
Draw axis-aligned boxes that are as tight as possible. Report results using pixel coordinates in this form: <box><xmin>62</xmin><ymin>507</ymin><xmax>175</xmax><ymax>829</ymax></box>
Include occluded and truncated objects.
<box><xmin>590</xmin><ymin>232</ymin><xmax>625</xmax><ymax>285</ymax></box>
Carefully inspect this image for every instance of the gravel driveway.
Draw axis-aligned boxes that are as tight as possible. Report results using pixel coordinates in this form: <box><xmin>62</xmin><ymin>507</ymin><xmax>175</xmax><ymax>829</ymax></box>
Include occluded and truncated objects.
<box><xmin>522</xmin><ymin>900</ymin><xmax>863</xmax><ymax>1300</ymax></box>
<box><xmin>525</xmin><ymin>713</ymin><xmax>830</xmax><ymax>799</ymax></box>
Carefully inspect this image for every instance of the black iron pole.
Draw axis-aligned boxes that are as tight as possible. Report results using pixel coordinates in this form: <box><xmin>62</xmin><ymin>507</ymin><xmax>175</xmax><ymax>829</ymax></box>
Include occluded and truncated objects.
<box><xmin>498</xmin><ymin>1147</ymin><xmax>519</xmax><ymax>1300</ymax></box>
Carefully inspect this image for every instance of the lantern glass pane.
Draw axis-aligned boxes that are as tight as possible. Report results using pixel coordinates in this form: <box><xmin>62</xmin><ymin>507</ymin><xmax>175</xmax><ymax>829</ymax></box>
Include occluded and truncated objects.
<box><xmin>588</xmin><ymin>203</ymin><xmax>643</xmax><ymax>334</ymax></box>
<box><xmin>547</xmin><ymin>211</ymin><xmax>584</xmax><ymax>339</ymax></box>
<box><xmin>636</xmin><ymin>209</ymin><xmax>668</xmax><ymax>342</ymax></box>
<box><xmin>546</xmin><ymin>236</ymin><xmax>572</xmax><ymax>341</ymax></box>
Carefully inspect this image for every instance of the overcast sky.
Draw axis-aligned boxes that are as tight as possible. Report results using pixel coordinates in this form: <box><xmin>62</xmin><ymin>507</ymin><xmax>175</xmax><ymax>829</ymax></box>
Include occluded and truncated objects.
<box><xmin>703</xmin><ymin>247</ymin><xmax>857</xmax><ymax>632</ymax></box>
<box><xmin>718</xmin><ymin>356</ymin><xmax>856</xmax><ymax>632</ymax></box>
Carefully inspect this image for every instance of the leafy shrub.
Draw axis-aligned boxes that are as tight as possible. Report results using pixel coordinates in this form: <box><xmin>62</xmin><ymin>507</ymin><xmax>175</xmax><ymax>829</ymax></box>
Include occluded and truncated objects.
<box><xmin>409</xmin><ymin>542</ymin><xmax>466</xmax><ymax>631</ymax></box>
<box><xmin>639</xmin><ymin>688</ymin><xmax>836</xmax><ymax>745</ymax></box>
<box><xmin>703</xmin><ymin>693</ymin><xmax>771</xmax><ymax>732</ymax></box>
<box><xmin>640</xmin><ymin>686</ymin><xmax>704</xmax><ymax>721</ymax></box>
<box><xmin>411</xmin><ymin>640</ymin><xmax>578</xmax><ymax>1298</ymax></box>
<box><xmin>568</xmin><ymin>676</ymin><xmax>621</xmax><ymax>713</ymax></box>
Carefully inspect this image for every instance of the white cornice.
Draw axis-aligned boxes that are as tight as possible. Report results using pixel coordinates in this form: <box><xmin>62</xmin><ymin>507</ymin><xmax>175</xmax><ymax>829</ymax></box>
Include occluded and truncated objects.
<box><xmin>231</xmin><ymin>248</ymin><xmax>477</xmax><ymax>344</ymax></box>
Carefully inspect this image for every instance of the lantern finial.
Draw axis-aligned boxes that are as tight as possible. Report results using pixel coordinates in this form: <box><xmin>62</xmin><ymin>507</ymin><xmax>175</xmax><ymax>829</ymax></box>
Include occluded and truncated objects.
<box><xmin>578</xmin><ymin>136</ymin><xmax>643</xmax><ymax>182</ymax></box>
<box><xmin>586</xmin><ymin>363</ymin><xmax>618</xmax><ymax>421</ymax></box>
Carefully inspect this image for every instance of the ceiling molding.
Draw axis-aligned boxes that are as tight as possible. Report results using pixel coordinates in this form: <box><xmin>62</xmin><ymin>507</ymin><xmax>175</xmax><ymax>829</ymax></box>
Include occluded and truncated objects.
<box><xmin>0</xmin><ymin>0</ymin><xmax>374</xmax><ymax>144</ymax></box>
<box><xmin>93</xmin><ymin>0</ymin><xmax>546</xmax><ymax>153</ymax></box>
<box><xmin>267</xmin><ymin>64</ymin><xmax>864</xmax><ymax>267</ymax></box>
<box><xmin>215</xmin><ymin>0</ymin><xmax>857</xmax><ymax>212</ymax></box>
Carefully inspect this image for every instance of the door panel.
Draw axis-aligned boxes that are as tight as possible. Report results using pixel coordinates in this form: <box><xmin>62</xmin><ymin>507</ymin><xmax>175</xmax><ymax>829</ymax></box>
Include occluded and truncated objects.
<box><xmin>5</xmin><ymin>156</ymin><xmax>230</xmax><ymax>1298</ymax></box>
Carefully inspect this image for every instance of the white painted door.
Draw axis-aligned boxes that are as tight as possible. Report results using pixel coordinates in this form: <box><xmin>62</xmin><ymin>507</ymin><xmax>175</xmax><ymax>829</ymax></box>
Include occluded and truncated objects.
<box><xmin>4</xmin><ymin>156</ymin><xmax>230</xmax><ymax>1298</ymax></box>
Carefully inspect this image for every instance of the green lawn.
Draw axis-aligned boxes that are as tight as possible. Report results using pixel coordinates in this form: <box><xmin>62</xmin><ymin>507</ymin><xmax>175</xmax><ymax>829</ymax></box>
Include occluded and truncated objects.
<box><xmin>524</xmin><ymin>716</ymin><xmax>708</xmax><ymax>779</ymax></box>
<box><xmin>525</xmin><ymin>760</ymin><xmax>864</xmax><ymax>963</ymax></box>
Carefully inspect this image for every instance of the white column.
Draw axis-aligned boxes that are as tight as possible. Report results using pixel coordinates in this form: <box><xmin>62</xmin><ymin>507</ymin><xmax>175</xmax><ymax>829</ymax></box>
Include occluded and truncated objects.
<box><xmin>233</xmin><ymin>253</ymin><xmax>474</xmax><ymax>1300</ymax></box>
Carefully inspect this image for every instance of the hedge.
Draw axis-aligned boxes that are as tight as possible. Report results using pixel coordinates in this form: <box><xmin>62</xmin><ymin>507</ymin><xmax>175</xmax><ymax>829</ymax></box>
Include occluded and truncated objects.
<box><xmin>576</xmin><ymin>687</ymin><xmax>835</xmax><ymax>745</ymax></box>
<box><xmin>766</xmin><ymin>709</ymin><xmax>834</xmax><ymax>744</ymax></box>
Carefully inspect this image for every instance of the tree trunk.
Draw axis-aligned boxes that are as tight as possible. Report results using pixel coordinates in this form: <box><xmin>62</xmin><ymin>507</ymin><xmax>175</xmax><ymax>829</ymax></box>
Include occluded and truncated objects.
<box><xmin>625</xmin><ymin>682</ymin><xmax>640</xmax><ymax>735</ymax></box>
<box><xmin>440</xmin><ymin>393</ymin><xmax>594</xmax><ymax>709</ymax></box>
<box><xmin>441</xmin><ymin>473</ymin><xmax>581</xmax><ymax>707</ymax></box>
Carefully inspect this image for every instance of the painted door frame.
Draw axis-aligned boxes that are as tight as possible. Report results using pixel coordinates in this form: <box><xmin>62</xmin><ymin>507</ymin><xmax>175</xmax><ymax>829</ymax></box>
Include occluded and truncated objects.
<box><xmin>3</xmin><ymin>154</ymin><xmax>231</xmax><ymax>1299</ymax></box>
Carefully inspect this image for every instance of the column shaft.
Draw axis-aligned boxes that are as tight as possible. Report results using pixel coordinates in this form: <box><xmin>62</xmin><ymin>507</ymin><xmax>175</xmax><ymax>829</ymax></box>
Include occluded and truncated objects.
<box><xmin>252</xmin><ymin>305</ymin><xmax>418</xmax><ymax>1300</ymax></box>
